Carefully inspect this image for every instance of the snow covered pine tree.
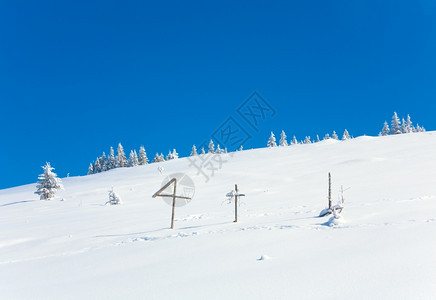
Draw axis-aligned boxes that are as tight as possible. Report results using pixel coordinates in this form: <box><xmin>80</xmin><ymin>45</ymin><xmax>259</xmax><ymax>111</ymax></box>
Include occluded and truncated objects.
<box><xmin>190</xmin><ymin>145</ymin><xmax>198</xmax><ymax>156</ymax></box>
<box><xmin>342</xmin><ymin>129</ymin><xmax>351</xmax><ymax>140</ymax></box>
<box><xmin>87</xmin><ymin>163</ymin><xmax>94</xmax><ymax>175</ymax></box>
<box><xmin>166</xmin><ymin>150</ymin><xmax>174</xmax><ymax>160</ymax></box>
<box><xmin>117</xmin><ymin>143</ymin><xmax>127</xmax><ymax>167</ymax></box>
<box><xmin>35</xmin><ymin>162</ymin><xmax>64</xmax><ymax>200</ymax></box>
<box><xmin>208</xmin><ymin>140</ymin><xmax>215</xmax><ymax>153</ymax></box>
<box><xmin>171</xmin><ymin>149</ymin><xmax>179</xmax><ymax>159</ymax></box>
<box><xmin>405</xmin><ymin>115</ymin><xmax>413</xmax><ymax>133</ymax></box>
<box><xmin>138</xmin><ymin>146</ymin><xmax>149</xmax><ymax>165</ymax></box>
<box><xmin>279</xmin><ymin>130</ymin><xmax>288</xmax><ymax>146</ymax></box>
<box><xmin>267</xmin><ymin>132</ymin><xmax>277</xmax><ymax>147</ymax></box>
<box><xmin>391</xmin><ymin>112</ymin><xmax>402</xmax><ymax>135</ymax></box>
<box><xmin>128</xmin><ymin>150</ymin><xmax>139</xmax><ymax>167</ymax></box>
<box><xmin>100</xmin><ymin>152</ymin><xmax>107</xmax><ymax>172</ymax></box>
<box><xmin>107</xmin><ymin>147</ymin><xmax>117</xmax><ymax>170</ymax></box>
<box><xmin>380</xmin><ymin>121</ymin><xmax>390</xmax><ymax>136</ymax></box>
<box><xmin>152</xmin><ymin>153</ymin><xmax>161</xmax><ymax>163</ymax></box>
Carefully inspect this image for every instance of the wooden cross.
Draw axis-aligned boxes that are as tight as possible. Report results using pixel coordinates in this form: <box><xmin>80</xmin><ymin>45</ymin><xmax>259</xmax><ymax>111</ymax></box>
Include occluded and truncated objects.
<box><xmin>226</xmin><ymin>184</ymin><xmax>245</xmax><ymax>223</ymax></box>
<box><xmin>152</xmin><ymin>178</ymin><xmax>192</xmax><ymax>229</ymax></box>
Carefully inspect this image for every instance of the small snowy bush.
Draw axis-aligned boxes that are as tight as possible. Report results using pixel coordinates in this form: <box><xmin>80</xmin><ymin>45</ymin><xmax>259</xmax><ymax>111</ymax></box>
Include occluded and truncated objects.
<box><xmin>326</xmin><ymin>208</ymin><xmax>344</xmax><ymax>226</ymax></box>
<box><xmin>107</xmin><ymin>188</ymin><xmax>122</xmax><ymax>205</ymax></box>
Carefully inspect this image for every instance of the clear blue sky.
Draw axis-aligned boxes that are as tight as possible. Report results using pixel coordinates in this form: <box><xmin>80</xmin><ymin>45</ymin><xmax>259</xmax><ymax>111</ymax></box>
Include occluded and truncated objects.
<box><xmin>1</xmin><ymin>0</ymin><xmax>435</xmax><ymax>189</ymax></box>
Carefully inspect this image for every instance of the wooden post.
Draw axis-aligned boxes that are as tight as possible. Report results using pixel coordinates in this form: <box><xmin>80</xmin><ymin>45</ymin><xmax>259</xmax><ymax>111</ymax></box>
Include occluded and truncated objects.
<box><xmin>328</xmin><ymin>172</ymin><xmax>332</xmax><ymax>209</ymax></box>
<box><xmin>234</xmin><ymin>184</ymin><xmax>238</xmax><ymax>223</ymax></box>
<box><xmin>226</xmin><ymin>184</ymin><xmax>245</xmax><ymax>223</ymax></box>
<box><xmin>171</xmin><ymin>179</ymin><xmax>177</xmax><ymax>229</ymax></box>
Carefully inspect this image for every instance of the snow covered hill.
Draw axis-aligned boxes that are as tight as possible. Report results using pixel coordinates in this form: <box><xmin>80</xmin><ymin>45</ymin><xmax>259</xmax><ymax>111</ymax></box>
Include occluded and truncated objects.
<box><xmin>1</xmin><ymin>132</ymin><xmax>436</xmax><ymax>299</ymax></box>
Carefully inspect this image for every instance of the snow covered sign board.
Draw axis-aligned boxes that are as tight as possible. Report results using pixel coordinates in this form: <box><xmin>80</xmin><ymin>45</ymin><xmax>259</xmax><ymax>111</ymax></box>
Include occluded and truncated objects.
<box><xmin>152</xmin><ymin>178</ymin><xmax>192</xmax><ymax>229</ymax></box>
<box><xmin>226</xmin><ymin>184</ymin><xmax>245</xmax><ymax>223</ymax></box>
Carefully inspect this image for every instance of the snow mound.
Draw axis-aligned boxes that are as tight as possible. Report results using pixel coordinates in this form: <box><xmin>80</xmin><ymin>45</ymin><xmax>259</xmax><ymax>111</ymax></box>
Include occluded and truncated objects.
<box><xmin>325</xmin><ymin>214</ymin><xmax>345</xmax><ymax>227</ymax></box>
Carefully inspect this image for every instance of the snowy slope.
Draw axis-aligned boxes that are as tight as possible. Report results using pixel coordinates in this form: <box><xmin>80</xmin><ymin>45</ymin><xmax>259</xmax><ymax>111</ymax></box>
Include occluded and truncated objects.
<box><xmin>1</xmin><ymin>133</ymin><xmax>436</xmax><ymax>299</ymax></box>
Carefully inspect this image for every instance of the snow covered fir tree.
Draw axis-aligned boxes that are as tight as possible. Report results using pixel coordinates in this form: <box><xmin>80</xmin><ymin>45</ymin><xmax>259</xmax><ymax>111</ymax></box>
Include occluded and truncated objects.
<box><xmin>152</xmin><ymin>153</ymin><xmax>165</xmax><ymax>163</ymax></box>
<box><xmin>267</xmin><ymin>132</ymin><xmax>277</xmax><ymax>147</ymax></box>
<box><xmin>117</xmin><ymin>143</ymin><xmax>127</xmax><ymax>168</ymax></box>
<box><xmin>208</xmin><ymin>140</ymin><xmax>215</xmax><ymax>153</ymax></box>
<box><xmin>390</xmin><ymin>112</ymin><xmax>402</xmax><ymax>135</ymax></box>
<box><xmin>128</xmin><ymin>150</ymin><xmax>139</xmax><ymax>167</ymax></box>
<box><xmin>380</xmin><ymin>121</ymin><xmax>390</xmax><ymax>136</ymax></box>
<box><xmin>190</xmin><ymin>145</ymin><xmax>198</xmax><ymax>156</ymax></box>
<box><xmin>279</xmin><ymin>130</ymin><xmax>288</xmax><ymax>146</ymax></box>
<box><xmin>166</xmin><ymin>149</ymin><xmax>179</xmax><ymax>160</ymax></box>
<box><xmin>342</xmin><ymin>129</ymin><xmax>351</xmax><ymax>140</ymax></box>
<box><xmin>107</xmin><ymin>147</ymin><xmax>116</xmax><ymax>170</ymax></box>
<box><xmin>138</xmin><ymin>146</ymin><xmax>149</xmax><ymax>165</ymax></box>
<box><xmin>35</xmin><ymin>162</ymin><xmax>64</xmax><ymax>200</ymax></box>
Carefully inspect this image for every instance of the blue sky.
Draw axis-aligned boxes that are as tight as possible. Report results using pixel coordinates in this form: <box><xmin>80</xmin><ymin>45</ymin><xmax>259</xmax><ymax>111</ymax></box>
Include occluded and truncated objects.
<box><xmin>1</xmin><ymin>0</ymin><xmax>435</xmax><ymax>189</ymax></box>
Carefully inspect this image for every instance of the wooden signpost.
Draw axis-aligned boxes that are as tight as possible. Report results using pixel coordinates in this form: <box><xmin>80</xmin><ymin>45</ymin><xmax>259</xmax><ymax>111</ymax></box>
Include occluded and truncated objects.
<box><xmin>328</xmin><ymin>172</ymin><xmax>332</xmax><ymax>210</ymax></box>
<box><xmin>152</xmin><ymin>178</ymin><xmax>192</xmax><ymax>229</ymax></box>
<box><xmin>319</xmin><ymin>172</ymin><xmax>347</xmax><ymax>217</ymax></box>
<box><xmin>226</xmin><ymin>184</ymin><xmax>245</xmax><ymax>223</ymax></box>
